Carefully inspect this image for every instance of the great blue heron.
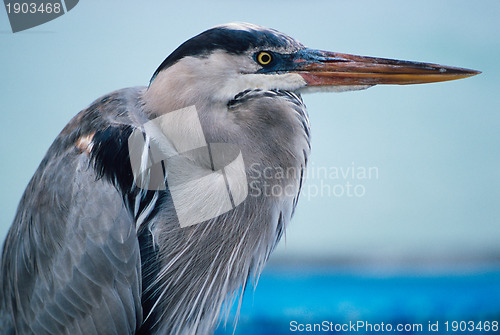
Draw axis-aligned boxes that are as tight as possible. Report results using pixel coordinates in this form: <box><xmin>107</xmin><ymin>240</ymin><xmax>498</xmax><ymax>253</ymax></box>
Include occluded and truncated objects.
<box><xmin>0</xmin><ymin>23</ymin><xmax>478</xmax><ymax>335</ymax></box>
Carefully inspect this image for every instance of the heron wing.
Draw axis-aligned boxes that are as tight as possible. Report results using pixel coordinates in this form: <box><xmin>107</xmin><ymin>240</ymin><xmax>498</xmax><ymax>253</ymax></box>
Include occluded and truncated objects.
<box><xmin>1</xmin><ymin>88</ymin><xmax>147</xmax><ymax>335</ymax></box>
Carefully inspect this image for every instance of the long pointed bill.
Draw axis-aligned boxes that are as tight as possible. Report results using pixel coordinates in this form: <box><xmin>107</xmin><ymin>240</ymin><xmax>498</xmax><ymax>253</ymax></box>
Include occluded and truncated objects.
<box><xmin>293</xmin><ymin>49</ymin><xmax>480</xmax><ymax>86</ymax></box>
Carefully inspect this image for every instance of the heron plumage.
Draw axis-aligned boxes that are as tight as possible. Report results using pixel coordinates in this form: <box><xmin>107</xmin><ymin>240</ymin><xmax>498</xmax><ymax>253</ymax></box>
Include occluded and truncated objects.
<box><xmin>1</xmin><ymin>80</ymin><xmax>309</xmax><ymax>334</ymax></box>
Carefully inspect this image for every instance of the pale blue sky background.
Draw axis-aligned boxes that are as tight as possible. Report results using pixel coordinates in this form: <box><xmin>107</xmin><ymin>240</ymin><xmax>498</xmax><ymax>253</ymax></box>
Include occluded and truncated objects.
<box><xmin>0</xmin><ymin>1</ymin><xmax>499</xmax><ymax>267</ymax></box>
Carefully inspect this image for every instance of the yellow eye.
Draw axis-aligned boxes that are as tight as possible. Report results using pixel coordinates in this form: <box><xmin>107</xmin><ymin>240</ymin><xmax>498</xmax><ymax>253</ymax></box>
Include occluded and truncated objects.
<box><xmin>257</xmin><ymin>51</ymin><xmax>273</xmax><ymax>65</ymax></box>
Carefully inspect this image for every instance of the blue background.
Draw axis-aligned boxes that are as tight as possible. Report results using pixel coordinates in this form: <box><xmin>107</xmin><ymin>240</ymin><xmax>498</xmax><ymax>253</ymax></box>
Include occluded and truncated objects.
<box><xmin>1</xmin><ymin>1</ymin><xmax>499</xmax><ymax>333</ymax></box>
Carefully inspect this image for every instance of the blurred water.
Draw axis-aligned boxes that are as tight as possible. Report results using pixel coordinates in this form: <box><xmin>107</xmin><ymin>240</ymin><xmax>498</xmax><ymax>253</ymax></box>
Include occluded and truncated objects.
<box><xmin>216</xmin><ymin>264</ymin><xmax>500</xmax><ymax>334</ymax></box>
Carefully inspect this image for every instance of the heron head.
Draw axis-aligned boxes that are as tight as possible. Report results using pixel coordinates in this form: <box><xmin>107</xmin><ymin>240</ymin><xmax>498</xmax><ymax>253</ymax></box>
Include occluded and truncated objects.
<box><xmin>145</xmin><ymin>22</ymin><xmax>479</xmax><ymax>112</ymax></box>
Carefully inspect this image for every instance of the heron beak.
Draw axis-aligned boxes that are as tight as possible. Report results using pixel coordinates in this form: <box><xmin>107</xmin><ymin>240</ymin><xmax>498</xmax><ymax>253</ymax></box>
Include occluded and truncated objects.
<box><xmin>293</xmin><ymin>49</ymin><xmax>480</xmax><ymax>86</ymax></box>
